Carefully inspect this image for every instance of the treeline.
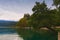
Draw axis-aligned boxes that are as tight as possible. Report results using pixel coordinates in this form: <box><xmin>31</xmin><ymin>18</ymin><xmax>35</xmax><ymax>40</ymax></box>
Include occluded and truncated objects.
<box><xmin>0</xmin><ymin>20</ymin><xmax>17</xmax><ymax>26</ymax></box>
<box><xmin>16</xmin><ymin>0</ymin><xmax>60</xmax><ymax>32</ymax></box>
<box><xmin>16</xmin><ymin>0</ymin><xmax>60</xmax><ymax>40</ymax></box>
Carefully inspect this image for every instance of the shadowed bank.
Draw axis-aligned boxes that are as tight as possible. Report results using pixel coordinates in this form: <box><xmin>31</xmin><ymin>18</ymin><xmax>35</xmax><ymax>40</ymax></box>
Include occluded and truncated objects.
<box><xmin>16</xmin><ymin>28</ymin><xmax>58</xmax><ymax>40</ymax></box>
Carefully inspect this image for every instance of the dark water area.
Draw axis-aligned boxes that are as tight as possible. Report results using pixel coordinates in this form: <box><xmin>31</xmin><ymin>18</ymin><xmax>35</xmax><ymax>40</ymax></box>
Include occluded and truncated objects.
<box><xmin>0</xmin><ymin>28</ymin><xmax>16</xmax><ymax>34</ymax></box>
<box><xmin>0</xmin><ymin>27</ymin><xmax>57</xmax><ymax>40</ymax></box>
<box><xmin>17</xmin><ymin>29</ymin><xmax>58</xmax><ymax>40</ymax></box>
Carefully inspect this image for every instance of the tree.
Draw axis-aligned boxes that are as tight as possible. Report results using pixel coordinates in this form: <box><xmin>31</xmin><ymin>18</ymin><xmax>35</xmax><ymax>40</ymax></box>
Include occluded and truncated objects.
<box><xmin>53</xmin><ymin>0</ymin><xmax>60</xmax><ymax>25</ymax></box>
<box><xmin>16</xmin><ymin>13</ymin><xmax>30</xmax><ymax>28</ymax></box>
<box><xmin>24</xmin><ymin>13</ymin><xmax>30</xmax><ymax>20</ymax></box>
<box><xmin>53</xmin><ymin>0</ymin><xmax>60</xmax><ymax>8</ymax></box>
<box><xmin>16</xmin><ymin>1</ymin><xmax>58</xmax><ymax>40</ymax></box>
<box><xmin>28</xmin><ymin>1</ymin><xmax>57</xmax><ymax>33</ymax></box>
<box><xmin>32</xmin><ymin>1</ymin><xmax>47</xmax><ymax>14</ymax></box>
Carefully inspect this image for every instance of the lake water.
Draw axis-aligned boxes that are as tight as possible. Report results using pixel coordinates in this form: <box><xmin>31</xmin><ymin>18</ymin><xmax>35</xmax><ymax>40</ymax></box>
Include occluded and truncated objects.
<box><xmin>0</xmin><ymin>28</ymin><xmax>23</xmax><ymax>40</ymax></box>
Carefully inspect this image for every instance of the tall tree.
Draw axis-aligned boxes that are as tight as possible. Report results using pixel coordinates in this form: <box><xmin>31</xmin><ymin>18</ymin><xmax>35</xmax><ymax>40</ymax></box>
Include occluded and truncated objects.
<box><xmin>53</xmin><ymin>0</ymin><xmax>60</xmax><ymax>25</ymax></box>
<box><xmin>28</xmin><ymin>1</ymin><xmax>57</xmax><ymax>32</ymax></box>
<box><xmin>16</xmin><ymin>1</ymin><xmax>58</xmax><ymax>40</ymax></box>
<box><xmin>53</xmin><ymin>0</ymin><xmax>60</xmax><ymax>7</ymax></box>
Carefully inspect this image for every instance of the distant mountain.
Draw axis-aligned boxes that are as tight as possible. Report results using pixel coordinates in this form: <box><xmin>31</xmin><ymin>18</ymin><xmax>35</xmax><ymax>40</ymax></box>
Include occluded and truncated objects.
<box><xmin>0</xmin><ymin>20</ymin><xmax>17</xmax><ymax>26</ymax></box>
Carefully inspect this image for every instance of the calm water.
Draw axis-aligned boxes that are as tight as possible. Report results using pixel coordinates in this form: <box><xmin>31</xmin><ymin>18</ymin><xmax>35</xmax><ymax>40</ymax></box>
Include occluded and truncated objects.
<box><xmin>0</xmin><ymin>27</ymin><xmax>23</xmax><ymax>40</ymax></box>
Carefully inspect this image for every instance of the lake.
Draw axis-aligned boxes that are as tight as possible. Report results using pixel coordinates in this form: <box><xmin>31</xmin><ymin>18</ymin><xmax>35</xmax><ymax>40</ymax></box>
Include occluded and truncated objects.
<box><xmin>0</xmin><ymin>27</ymin><xmax>58</xmax><ymax>40</ymax></box>
<box><xmin>0</xmin><ymin>28</ymin><xmax>23</xmax><ymax>40</ymax></box>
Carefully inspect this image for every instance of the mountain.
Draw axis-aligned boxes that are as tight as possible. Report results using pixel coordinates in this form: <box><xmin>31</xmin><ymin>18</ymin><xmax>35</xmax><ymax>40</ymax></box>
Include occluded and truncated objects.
<box><xmin>0</xmin><ymin>20</ymin><xmax>17</xmax><ymax>26</ymax></box>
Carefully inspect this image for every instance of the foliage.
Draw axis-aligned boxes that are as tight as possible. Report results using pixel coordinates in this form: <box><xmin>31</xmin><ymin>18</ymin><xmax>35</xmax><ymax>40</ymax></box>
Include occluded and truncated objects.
<box><xmin>16</xmin><ymin>0</ymin><xmax>60</xmax><ymax>40</ymax></box>
<box><xmin>53</xmin><ymin>0</ymin><xmax>60</xmax><ymax>7</ymax></box>
<box><xmin>16</xmin><ymin>13</ymin><xmax>30</xmax><ymax>28</ymax></box>
<box><xmin>28</xmin><ymin>1</ymin><xmax>58</xmax><ymax>32</ymax></box>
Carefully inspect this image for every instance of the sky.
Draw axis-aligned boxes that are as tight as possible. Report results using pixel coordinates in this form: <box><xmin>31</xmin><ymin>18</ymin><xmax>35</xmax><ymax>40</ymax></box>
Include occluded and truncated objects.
<box><xmin>0</xmin><ymin>0</ymin><xmax>53</xmax><ymax>21</ymax></box>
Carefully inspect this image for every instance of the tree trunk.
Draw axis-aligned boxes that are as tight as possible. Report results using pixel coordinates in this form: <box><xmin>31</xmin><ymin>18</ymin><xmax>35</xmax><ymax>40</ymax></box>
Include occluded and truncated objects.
<box><xmin>46</xmin><ymin>26</ymin><xmax>57</xmax><ymax>33</ymax></box>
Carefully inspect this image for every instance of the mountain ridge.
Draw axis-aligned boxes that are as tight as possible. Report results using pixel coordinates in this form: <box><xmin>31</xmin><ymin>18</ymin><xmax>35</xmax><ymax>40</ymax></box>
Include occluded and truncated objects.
<box><xmin>0</xmin><ymin>20</ymin><xmax>17</xmax><ymax>26</ymax></box>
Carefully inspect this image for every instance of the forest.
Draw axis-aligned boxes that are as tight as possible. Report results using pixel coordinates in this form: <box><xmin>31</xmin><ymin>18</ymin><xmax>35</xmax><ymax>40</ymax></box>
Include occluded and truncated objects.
<box><xmin>16</xmin><ymin>0</ymin><xmax>60</xmax><ymax>40</ymax></box>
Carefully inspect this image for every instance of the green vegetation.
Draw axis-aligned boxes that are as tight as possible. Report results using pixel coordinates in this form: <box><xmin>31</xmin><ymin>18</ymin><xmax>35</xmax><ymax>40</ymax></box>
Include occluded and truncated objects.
<box><xmin>55</xmin><ymin>28</ymin><xmax>60</xmax><ymax>32</ymax></box>
<box><xmin>16</xmin><ymin>0</ymin><xmax>60</xmax><ymax>40</ymax></box>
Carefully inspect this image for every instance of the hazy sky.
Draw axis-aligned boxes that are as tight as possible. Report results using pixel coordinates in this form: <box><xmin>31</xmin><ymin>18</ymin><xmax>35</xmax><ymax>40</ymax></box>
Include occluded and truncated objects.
<box><xmin>0</xmin><ymin>0</ymin><xmax>53</xmax><ymax>21</ymax></box>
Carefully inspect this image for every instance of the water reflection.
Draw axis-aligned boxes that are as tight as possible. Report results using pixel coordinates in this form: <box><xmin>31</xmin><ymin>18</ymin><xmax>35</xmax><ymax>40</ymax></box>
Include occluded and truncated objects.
<box><xmin>0</xmin><ymin>34</ymin><xmax>23</xmax><ymax>40</ymax></box>
<box><xmin>0</xmin><ymin>28</ymin><xmax>23</xmax><ymax>40</ymax></box>
<box><xmin>17</xmin><ymin>28</ymin><xmax>58</xmax><ymax>40</ymax></box>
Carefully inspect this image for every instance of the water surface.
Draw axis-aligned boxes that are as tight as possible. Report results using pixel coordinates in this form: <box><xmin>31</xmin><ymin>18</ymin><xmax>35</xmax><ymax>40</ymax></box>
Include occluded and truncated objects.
<box><xmin>0</xmin><ymin>28</ymin><xmax>23</xmax><ymax>40</ymax></box>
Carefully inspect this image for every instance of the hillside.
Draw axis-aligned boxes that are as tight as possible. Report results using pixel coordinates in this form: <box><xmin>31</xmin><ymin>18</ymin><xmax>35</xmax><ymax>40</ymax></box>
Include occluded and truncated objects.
<box><xmin>0</xmin><ymin>20</ymin><xmax>17</xmax><ymax>26</ymax></box>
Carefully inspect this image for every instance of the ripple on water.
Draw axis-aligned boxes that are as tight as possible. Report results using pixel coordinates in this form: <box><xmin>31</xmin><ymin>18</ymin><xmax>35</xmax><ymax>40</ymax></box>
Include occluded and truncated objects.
<box><xmin>0</xmin><ymin>28</ymin><xmax>23</xmax><ymax>40</ymax></box>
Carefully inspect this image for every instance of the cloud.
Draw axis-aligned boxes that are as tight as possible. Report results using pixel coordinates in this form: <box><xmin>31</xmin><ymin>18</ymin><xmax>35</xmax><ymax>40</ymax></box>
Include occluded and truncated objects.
<box><xmin>0</xmin><ymin>0</ymin><xmax>53</xmax><ymax>21</ymax></box>
<box><xmin>0</xmin><ymin>0</ymin><xmax>33</xmax><ymax>21</ymax></box>
<box><xmin>0</xmin><ymin>8</ymin><xmax>23</xmax><ymax>21</ymax></box>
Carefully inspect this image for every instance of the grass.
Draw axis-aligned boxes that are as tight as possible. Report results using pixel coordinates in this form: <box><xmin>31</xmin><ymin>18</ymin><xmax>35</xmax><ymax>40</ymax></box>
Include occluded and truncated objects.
<box><xmin>16</xmin><ymin>28</ymin><xmax>58</xmax><ymax>40</ymax></box>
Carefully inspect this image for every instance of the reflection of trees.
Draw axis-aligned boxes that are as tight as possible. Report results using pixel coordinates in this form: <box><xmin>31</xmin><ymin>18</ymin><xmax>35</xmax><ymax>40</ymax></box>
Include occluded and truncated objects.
<box><xmin>17</xmin><ymin>28</ymin><xmax>57</xmax><ymax>40</ymax></box>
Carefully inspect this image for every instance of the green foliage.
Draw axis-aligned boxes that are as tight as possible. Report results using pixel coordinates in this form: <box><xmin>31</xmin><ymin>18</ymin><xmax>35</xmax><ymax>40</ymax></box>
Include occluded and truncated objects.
<box><xmin>16</xmin><ymin>13</ymin><xmax>30</xmax><ymax>28</ymax></box>
<box><xmin>32</xmin><ymin>1</ymin><xmax>47</xmax><ymax>14</ymax></box>
<box><xmin>16</xmin><ymin>0</ymin><xmax>60</xmax><ymax>30</ymax></box>
<box><xmin>28</xmin><ymin>1</ymin><xmax>60</xmax><ymax>31</ymax></box>
<box><xmin>28</xmin><ymin>1</ymin><xmax>57</xmax><ymax>30</ymax></box>
<box><xmin>28</xmin><ymin>2</ymin><xmax>49</xmax><ymax>28</ymax></box>
<box><xmin>16</xmin><ymin>0</ymin><xmax>60</xmax><ymax>40</ymax></box>
<box><xmin>24</xmin><ymin>14</ymin><xmax>30</xmax><ymax>20</ymax></box>
<box><xmin>55</xmin><ymin>28</ymin><xmax>60</xmax><ymax>32</ymax></box>
<box><xmin>16</xmin><ymin>18</ymin><xmax>27</xmax><ymax>27</ymax></box>
<box><xmin>53</xmin><ymin>0</ymin><xmax>60</xmax><ymax>7</ymax></box>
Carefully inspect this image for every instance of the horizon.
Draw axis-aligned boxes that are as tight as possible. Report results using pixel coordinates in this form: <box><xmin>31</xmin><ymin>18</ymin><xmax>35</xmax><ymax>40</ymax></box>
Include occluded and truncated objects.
<box><xmin>0</xmin><ymin>0</ymin><xmax>54</xmax><ymax>21</ymax></box>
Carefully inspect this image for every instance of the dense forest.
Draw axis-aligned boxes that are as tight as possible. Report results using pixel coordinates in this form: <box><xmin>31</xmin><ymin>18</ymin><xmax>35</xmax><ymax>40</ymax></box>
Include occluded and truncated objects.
<box><xmin>17</xmin><ymin>0</ymin><xmax>60</xmax><ymax>32</ymax></box>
